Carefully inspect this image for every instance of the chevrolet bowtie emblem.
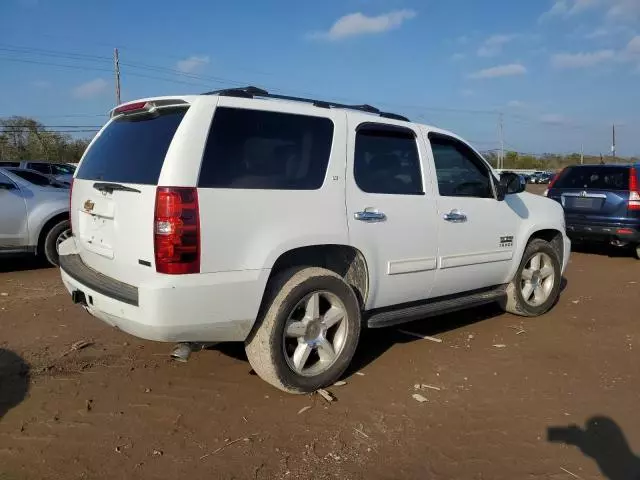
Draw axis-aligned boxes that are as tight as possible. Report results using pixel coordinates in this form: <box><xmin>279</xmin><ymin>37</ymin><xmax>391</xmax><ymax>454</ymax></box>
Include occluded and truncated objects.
<box><xmin>84</xmin><ymin>199</ymin><xmax>95</xmax><ymax>212</ymax></box>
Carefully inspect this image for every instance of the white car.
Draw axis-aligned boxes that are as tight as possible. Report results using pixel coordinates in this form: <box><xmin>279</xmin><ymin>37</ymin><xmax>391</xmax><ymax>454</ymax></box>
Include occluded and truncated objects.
<box><xmin>0</xmin><ymin>167</ymin><xmax>71</xmax><ymax>266</ymax></box>
<box><xmin>59</xmin><ymin>87</ymin><xmax>570</xmax><ymax>393</ymax></box>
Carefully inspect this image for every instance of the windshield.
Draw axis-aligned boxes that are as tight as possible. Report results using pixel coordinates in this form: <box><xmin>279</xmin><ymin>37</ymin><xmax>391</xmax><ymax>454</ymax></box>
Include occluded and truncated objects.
<box><xmin>76</xmin><ymin>107</ymin><xmax>188</xmax><ymax>185</ymax></box>
<box><xmin>554</xmin><ymin>166</ymin><xmax>629</xmax><ymax>190</ymax></box>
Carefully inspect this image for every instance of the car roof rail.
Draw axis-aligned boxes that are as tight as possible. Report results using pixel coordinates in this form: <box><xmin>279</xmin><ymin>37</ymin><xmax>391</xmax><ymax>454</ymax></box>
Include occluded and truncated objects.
<box><xmin>203</xmin><ymin>86</ymin><xmax>410</xmax><ymax>122</ymax></box>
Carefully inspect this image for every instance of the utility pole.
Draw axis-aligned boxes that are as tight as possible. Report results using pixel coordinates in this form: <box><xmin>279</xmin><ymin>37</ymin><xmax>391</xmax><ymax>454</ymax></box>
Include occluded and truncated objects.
<box><xmin>498</xmin><ymin>113</ymin><xmax>504</xmax><ymax>169</ymax></box>
<box><xmin>114</xmin><ymin>48</ymin><xmax>121</xmax><ymax>106</ymax></box>
<box><xmin>580</xmin><ymin>144</ymin><xmax>584</xmax><ymax>165</ymax></box>
<box><xmin>611</xmin><ymin>123</ymin><xmax>616</xmax><ymax>161</ymax></box>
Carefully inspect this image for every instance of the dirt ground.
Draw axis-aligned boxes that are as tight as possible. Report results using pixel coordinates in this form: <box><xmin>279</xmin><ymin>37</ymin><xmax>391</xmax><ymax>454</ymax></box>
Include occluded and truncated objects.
<box><xmin>1</xmin><ymin>189</ymin><xmax>640</xmax><ymax>479</ymax></box>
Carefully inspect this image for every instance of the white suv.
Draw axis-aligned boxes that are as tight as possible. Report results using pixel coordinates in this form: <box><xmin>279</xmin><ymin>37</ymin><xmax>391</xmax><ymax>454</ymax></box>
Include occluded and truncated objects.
<box><xmin>59</xmin><ymin>87</ymin><xmax>570</xmax><ymax>393</ymax></box>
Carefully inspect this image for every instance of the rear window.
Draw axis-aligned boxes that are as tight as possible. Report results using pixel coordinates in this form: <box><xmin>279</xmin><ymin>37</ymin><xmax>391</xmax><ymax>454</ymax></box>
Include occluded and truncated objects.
<box><xmin>198</xmin><ymin>107</ymin><xmax>334</xmax><ymax>190</ymax></box>
<box><xmin>554</xmin><ymin>166</ymin><xmax>629</xmax><ymax>190</ymax></box>
<box><xmin>76</xmin><ymin>108</ymin><xmax>187</xmax><ymax>185</ymax></box>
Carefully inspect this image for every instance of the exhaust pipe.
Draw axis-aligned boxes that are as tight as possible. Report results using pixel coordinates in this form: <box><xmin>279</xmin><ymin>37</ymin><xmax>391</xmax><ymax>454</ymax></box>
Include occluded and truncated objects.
<box><xmin>170</xmin><ymin>342</ymin><xmax>219</xmax><ymax>362</ymax></box>
<box><xmin>170</xmin><ymin>343</ymin><xmax>192</xmax><ymax>362</ymax></box>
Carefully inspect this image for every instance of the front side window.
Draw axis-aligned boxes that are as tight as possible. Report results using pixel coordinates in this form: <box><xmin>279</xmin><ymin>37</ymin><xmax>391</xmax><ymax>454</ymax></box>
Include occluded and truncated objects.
<box><xmin>199</xmin><ymin>107</ymin><xmax>334</xmax><ymax>190</ymax></box>
<box><xmin>429</xmin><ymin>134</ymin><xmax>493</xmax><ymax>198</ymax></box>
<box><xmin>354</xmin><ymin>125</ymin><xmax>423</xmax><ymax>195</ymax></box>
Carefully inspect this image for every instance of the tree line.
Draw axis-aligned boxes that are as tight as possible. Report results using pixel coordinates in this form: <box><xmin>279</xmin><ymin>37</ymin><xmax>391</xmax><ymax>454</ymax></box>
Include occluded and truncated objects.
<box><xmin>484</xmin><ymin>150</ymin><xmax>638</xmax><ymax>171</ymax></box>
<box><xmin>0</xmin><ymin>116</ymin><xmax>93</xmax><ymax>164</ymax></box>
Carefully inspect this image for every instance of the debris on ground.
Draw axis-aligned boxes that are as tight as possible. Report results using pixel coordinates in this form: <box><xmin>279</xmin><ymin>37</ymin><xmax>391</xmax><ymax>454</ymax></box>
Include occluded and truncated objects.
<box><xmin>297</xmin><ymin>406</ymin><xmax>312</xmax><ymax>415</ymax></box>
<box><xmin>571</xmin><ymin>300</ymin><xmax>580</xmax><ymax>304</ymax></box>
<box><xmin>493</xmin><ymin>344</ymin><xmax>507</xmax><ymax>348</ymax></box>
<box><xmin>354</xmin><ymin>427</ymin><xmax>369</xmax><ymax>439</ymax></box>
<box><xmin>355</xmin><ymin>372</ymin><xmax>365</xmax><ymax>376</ymax></box>
<box><xmin>560</xmin><ymin>466</ymin><xmax>582</xmax><ymax>479</ymax></box>
<box><xmin>509</xmin><ymin>325</ymin><xmax>526</xmax><ymax>335</ymax></box>
<box><xmin>414</xmin><ymin>384</ymin><xmax>441</xmax><ymax>391</ymax></box>
<box><xmin>412</xmin><ymin>393</ymin><xmax>428</xmax><ymax>403</ymax></box>
<box><xmin>0</xmin><ymin>292</ymin><xmax>8</xmax><ymax>297</ymax></box>
<box><xmin>152</xmin><ymin>449</ymin><xmax>163</xmax><ymax>456</ymax></box>
<box><xmin>317</xmin><ymin>389</ymin><xmax>336</xmax><ymax>403</ymax></box>
<box><xmin>398</xmin><ymin>329</ymin><xmax>443</xmax><ymax>343</ymax></box>
<box><xmin>85</xmin><ymin>399</ymin><xmax>93</xmax><ymax>412</ymax></box>
<box><xmin>61</xmin><ymin>340</ymin><xmax>94</xmax><ymax>357</ymax></box>
<box><xmin>200</xmin><ymin>433</ymin><xmax>259</xmax><ymax>459</ymax></box>
<box><xmin>333</xmin><ymin>380</ymin><xmax>347</xmax><ymax>386</ymax></box>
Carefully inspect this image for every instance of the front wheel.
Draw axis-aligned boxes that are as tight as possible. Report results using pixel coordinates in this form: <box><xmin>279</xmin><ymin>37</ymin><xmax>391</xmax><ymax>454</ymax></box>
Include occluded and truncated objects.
<box><xmin>245</xmin><ymin>267</ymin><xmax>361</xmax><ymax>394</ymax></box>
<box><xmin>502</xmin><ymin>238</ymin><xmax>562</xmax><ymax>317</ymax></box>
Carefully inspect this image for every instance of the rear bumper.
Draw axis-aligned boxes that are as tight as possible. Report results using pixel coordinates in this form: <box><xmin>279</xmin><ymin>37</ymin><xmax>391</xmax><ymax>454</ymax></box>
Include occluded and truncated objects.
<box><xmin>59</xmin><ymin>248</ymin><xmax>269</xmax><ymax>343</ymax></box>
<box><xmin>566</xmin><ymin>222</ymin><xmax>640</xmax><ymax>243</ymax></box>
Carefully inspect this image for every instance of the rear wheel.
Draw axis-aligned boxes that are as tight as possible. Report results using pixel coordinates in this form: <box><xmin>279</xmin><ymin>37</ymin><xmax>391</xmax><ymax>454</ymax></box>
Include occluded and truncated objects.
<box><xmin>245</xmin><ymin>267</ymin><xmax>361</xmax><ymax>394</ymax></box>
<box><xmin>502</xmin><ymin>238</ymin><xmax>562</xmax><ymax>317</ymax></box>
<box><xmin>42</xmin><ymin>219</ymin><xmax>71</xmax><ymax>266</ymax></box>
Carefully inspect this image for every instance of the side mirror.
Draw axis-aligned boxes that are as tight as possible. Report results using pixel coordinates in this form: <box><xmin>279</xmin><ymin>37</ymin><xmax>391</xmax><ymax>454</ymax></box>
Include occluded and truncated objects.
<box><xmin>496</xmin><ymin>172</ymin><xmax>526</xmax><ymax>201</ymax></box>
<box><xmin>0</xmin><ymin>182</ymin><xmax>17</xmax><ymax>191</ymax></box>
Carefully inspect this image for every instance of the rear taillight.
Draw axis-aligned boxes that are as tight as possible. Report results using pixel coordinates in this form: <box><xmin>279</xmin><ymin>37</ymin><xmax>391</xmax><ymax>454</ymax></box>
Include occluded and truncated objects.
<box><xmin>543</xmin><ymin>168</ymin><xmax>564</xmax><ymax>197</ymax></box>
<box><xmin>629</xmin><ymin>167</ymin><xmax>640</xmax><ymax>211</ymax></box>
<box><xmin>69</xmin><ymin>178</ymin><xmax>74</xmax><ymax>233</ymax></box>
<box><xmin>154</xmin><ymin>187</ymin><xmax>200</xmax><ymax>274</ymax></box>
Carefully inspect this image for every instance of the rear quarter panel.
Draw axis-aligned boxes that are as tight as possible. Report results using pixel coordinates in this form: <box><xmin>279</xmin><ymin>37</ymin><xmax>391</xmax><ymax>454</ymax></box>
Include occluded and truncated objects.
<box><xmin>26</xmin><ymin>190</ymin><xmax>69</xmax><ymax>247</ymax></box>
<box><xmin>195</xmin><ymin>98</ymin><xmax>349</xmax><ymax>273</ymax></box>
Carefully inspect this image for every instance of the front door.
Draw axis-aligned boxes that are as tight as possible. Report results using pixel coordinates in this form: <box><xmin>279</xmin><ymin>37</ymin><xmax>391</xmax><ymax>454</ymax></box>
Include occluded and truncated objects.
<box><xmin>346</xmin><ymin>120</ymin><xmax>439</xmax><ymax>309</ymax></box>
<box><xmin>425</xmin><ymin>132</ymin><xmax>520</xmax><ymax>298</ymax></box>
<box><xmin>0</xmin><ymin>172</ymin><xmax>28</xmax><ymax>249</ymax></box>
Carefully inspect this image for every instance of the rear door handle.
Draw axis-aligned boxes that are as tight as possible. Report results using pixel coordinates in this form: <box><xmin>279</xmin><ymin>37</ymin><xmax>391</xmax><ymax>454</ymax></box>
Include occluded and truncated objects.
<box><xmin>443</xmin><ymin>209</ymin><xmax>467</xmax><ymax>223</ymax></box>
<box><xmin>354</xmin><ymin>210</ymin><xmax>386</xmax><ymax>222</ymax></box>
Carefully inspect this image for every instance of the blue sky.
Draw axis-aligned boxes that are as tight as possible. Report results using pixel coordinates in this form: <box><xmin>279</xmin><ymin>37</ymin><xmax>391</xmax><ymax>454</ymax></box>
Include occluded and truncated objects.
<box><xmin>1</xmin><ymin>0</ymin><xmax>639</xmax><ymax>156</ymax></box>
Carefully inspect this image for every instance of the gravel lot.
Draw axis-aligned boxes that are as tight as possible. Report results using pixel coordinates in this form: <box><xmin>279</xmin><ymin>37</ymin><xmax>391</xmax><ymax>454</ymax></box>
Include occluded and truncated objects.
<box><xmin>1</xmin><ymin>188</ymin><xmax>639</xmax><ymax>479</ymax></box>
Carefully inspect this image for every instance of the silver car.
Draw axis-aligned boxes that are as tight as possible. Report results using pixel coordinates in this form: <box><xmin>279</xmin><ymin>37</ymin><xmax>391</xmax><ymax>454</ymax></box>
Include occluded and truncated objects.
<box><xmin>0</xmin><ymin>161</ymin><xmax>76</xmax><ymax>185</ymax></box>
<box><xmin>0</xmin><ymin>167</ymin><xmax>71</xmax><ymax>266</ymax></box>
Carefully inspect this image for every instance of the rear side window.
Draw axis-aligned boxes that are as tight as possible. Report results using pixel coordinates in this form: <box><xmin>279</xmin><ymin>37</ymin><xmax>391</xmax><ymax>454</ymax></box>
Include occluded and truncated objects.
<box><xmin>26</xmin><ymin>163</ymin><xmax>52</xmax><ymax>175</ymax></box>
<box><xmin>198</xmin><ymin>107</ymin><xmax>334</xmax><ymax>190</ymax></box>
<box><xmin>76</xmin><ymin>108</ymin><xmax>187</xmax><ymax>185</ymax></box>
<box><xmin>354</xmin><ymin>125</ymin><xmax>423</xmax><ymax>195</ymax></box>
<box><xmin>9</xmin><ymin>169</ymin><xmax>53</xmax><ymax>186</ymax></box>
<box><xmin>554</xmin><ymin>166</ymin><xmax>629</xmax><ymax>190</ymax></box>
<box><xmin>0</xmin><ymin>162</ymin><xmax>20</xmax><ymax>167</ymax></box>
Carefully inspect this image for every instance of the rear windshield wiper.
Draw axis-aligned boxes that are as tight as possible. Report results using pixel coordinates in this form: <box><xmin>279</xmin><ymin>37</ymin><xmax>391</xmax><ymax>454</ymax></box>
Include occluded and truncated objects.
<box><xmin>93</xmin><ymin>182</ymin><xmax>141</xmax><ymax>194</ymax></box>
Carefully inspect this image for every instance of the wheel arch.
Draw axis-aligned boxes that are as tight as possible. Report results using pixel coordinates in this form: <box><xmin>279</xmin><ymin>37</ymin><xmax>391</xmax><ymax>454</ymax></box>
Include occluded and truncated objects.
<box><xmin>263</xmin><ymin>244</ymin><xmax>369</xmax><ymax>310</ymax></box>
<box><xmin>36</xmin><ymin>211</ymin><xmax>70</xmax><ymax>255</ymax></box>
<box><xmin>509</xmin><ymin>227</ymin><xmax>564</xmax><ymax>281</ymax></box>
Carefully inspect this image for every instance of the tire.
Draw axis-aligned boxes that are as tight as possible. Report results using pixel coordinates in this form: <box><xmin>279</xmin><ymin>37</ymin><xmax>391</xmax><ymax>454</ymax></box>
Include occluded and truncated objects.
<box><xmin>502</xmin><ymin>238</ymin><xmax>562</xmax><ymax>317</ymax></box>
<box><xmin>42</xmin><ymin>219</ymin><xmax>71</xmax><ymax>267</ymax></box>
<box><xmin>245</xmin><ymin>267</ymin><xmax>361</xmax><ymax>394</ymax></box>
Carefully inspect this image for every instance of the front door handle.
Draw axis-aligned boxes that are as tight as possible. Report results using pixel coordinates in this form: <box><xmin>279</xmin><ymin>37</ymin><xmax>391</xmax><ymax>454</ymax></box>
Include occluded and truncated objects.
<box><xmin>443</xmin><ymin>209</ymin><xmax>467</xmax><ymax>223</ymax></box>
<box><xmin>354</xmin><ymin>210</ymin><xmax>386</xmax><ymax>222</ymax></box>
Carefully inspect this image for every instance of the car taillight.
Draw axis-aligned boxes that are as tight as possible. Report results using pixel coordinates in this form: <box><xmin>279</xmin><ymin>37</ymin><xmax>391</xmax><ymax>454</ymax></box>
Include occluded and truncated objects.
<box><xmin>154</xmin><ymin>187</ymin><xmax>200</xmax><ymax>274</ymax></box>
<box><xmin>69</xmin><ymin>178</ymin><xmax>74</xmax><ymax>233</ymax></box>
<box><xmin>629</xmin><ymin>167</ymin><xmax>640</xmax><ymax>211</ymax></box>
<box><xmin>543</xmin><ymin>168</ymin><xmax>564</xmax><ymax>197</ymax></box>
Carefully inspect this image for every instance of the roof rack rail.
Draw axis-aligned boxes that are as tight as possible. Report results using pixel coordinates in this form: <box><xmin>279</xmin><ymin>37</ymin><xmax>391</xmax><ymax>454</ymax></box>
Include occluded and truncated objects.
<box><xmin>203</xmin><ymin>86</ymin><xmax>409</xmax><ymax>122</ymax></box>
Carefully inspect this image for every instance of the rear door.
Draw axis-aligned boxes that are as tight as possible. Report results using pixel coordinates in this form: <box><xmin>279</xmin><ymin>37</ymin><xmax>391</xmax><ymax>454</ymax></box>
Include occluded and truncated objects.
<box><xmin>71</xmin><ymin>99</ymin><xmax>204</xmax><ymax>286</ymax></box>
<box><xmin>346</xmin><ymin>119</ymin><xmax>439</xmax><ymax>309</ymax></box>
<box><xmin>549</xmin><ymin>166</ymin><xmax>631</xmax><ymax>224</ymax></box>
